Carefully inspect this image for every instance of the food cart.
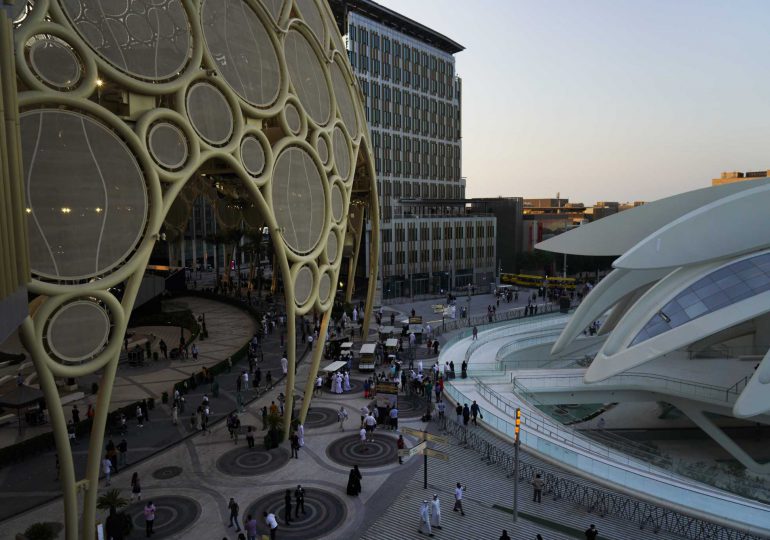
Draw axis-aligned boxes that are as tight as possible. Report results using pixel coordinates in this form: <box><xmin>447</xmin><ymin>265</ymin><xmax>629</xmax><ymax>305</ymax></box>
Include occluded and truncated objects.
<box><xmin>358</xmin><ymin>343</ymin><xmax>377</xmax><ymax>372</ymax></box>
<box><xmin>385</xmin><ymin>338</ymin><xmax>399</xmax><ymax>356</ymax></box>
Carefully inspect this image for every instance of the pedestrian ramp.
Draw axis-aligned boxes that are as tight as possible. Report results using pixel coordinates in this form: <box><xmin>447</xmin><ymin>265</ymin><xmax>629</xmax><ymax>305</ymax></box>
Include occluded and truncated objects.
<box><xmin>359</xmin><ymin>432</ymin><xmax>685</xmax><ymax>540</ymax></box>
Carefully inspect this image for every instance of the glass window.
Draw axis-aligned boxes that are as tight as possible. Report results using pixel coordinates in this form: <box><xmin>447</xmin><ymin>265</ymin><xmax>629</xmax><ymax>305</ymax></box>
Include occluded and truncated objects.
<box><xmin>631</xmin><ymin>251</ymin><xmax>770</xmax><ymax>346</ymax></box>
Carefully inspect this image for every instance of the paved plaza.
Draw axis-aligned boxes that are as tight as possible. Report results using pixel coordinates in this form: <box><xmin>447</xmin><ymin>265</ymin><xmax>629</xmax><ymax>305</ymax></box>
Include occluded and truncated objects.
<box><xmin>0</xmin><ymin>293</ymin><xmax>706</xmax><ymax>539</ymax></box>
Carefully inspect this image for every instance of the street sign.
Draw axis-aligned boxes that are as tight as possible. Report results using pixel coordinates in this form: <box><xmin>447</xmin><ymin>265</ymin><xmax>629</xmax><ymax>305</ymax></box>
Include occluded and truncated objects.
<box><xmin>398</xmin><ymin>440</ymin><xmax>427</xmax><ymax>457</ymax></box>
<box><xmin>422</xmin><ymin>447</ymin><xmax>449</xmax><ymax>461</ymax></box>
<box><xmin>401</xmin><ymin>426</ymin><xmax>448</xmax><ymax>444</ymax></box>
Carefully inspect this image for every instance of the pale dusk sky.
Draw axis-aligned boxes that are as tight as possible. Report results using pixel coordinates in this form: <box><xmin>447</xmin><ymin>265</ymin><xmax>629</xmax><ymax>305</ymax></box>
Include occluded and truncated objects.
<box><xmin>378</xmin><ymin>0</ymin><xmax>770</xmax><ymax>204</ymax></box>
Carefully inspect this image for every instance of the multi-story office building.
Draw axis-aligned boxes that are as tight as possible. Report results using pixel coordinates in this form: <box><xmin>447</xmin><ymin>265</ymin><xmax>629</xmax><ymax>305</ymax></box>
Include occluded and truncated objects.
<box><xmin>331</xmin><ymin>0</ymin><xmax>497</xmax><ymax>300</ymax></box>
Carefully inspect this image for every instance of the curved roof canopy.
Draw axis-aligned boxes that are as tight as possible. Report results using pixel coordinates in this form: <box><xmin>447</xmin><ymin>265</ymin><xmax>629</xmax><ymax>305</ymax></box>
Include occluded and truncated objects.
<box><xmin>535</xmin><ymin>179</ymin><xmax>770</xmax><ymax>256</ymax></box>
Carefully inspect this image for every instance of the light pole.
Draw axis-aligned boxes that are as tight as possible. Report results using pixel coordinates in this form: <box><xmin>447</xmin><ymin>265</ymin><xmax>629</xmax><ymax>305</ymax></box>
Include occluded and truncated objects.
<box><xmin>513</xmin><ymin>407</ymin><xmax>521</xmax><ymax>522</ymax></box>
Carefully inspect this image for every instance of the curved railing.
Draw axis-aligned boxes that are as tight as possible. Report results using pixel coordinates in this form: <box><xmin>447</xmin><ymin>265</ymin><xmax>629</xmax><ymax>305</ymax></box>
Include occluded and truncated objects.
<box><xmin>440</xmin><ymin>415</ymin><xmax>766</xmax><ymax>540</ymax></box>
<box><xmin>514</xmin><ymin>371</ymin><xmax>741</xmax><ymax>405</ymax></box>
<box><xmin>443</xmin><ymin>379</ymin><xmax>770</xmax><ymax>537</ymax></box>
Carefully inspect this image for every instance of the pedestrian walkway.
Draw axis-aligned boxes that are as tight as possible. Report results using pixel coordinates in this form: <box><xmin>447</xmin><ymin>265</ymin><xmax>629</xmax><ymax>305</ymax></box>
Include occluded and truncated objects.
<box><xmin>0</xmin><ymin>314</ymin><xmax>722</xmax><ymax>540</ymax></box>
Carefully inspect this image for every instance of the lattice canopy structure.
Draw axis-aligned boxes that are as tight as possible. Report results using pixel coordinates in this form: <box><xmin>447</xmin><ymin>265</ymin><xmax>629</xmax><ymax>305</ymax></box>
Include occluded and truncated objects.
<box><xmin>6</xmin><ymin>1</ymin><xmax>379</xmax><ymax>537</ymax></box>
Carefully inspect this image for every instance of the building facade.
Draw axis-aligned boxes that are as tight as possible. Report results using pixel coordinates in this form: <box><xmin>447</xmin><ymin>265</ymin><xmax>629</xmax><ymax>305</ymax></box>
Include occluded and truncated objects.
<box><xmin>332</xmin><ymin>0</ymin><xmax>496</xmax><ymax>299</ymax></box>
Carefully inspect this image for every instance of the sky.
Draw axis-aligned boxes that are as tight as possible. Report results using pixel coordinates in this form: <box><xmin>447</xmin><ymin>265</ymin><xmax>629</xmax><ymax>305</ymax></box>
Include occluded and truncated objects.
<box><xmin>378</xmin><ymin>0</ymin><xmax>770</xmax><ymax>204</ymax></box>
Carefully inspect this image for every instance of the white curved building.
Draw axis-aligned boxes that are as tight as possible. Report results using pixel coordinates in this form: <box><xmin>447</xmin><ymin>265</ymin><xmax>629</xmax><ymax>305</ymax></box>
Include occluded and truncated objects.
<box><xmin>538</xmin><ymin>178</ymin><xmax>770</xmax><ymax>474</ymax></box>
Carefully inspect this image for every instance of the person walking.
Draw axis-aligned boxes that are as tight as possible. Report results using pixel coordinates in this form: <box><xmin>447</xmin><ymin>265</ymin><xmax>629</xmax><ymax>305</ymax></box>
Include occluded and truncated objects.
<box><xmin>397</xmin><ymin>435</ymin><xmax>405</xmax><ymax>464</ymax></box>
<box><xmin>389</xmin><ymin>406</ymin><xmax>399</xmax><ymax>431</ymax></box>
<box><xmin>130</xmin><ymin>472</ymin><xmax>141</xmax><ymax>501</ymax></box>
<box><xmin>419</xmin><ymin>500</ymin><xmax>433</xmax><ymax>536</ymax></box>
<box><xmin>453</xmin><ymin>483</ymin><xmax>466</xmax><ymax>515</ymax></box>
<box><xmin>244</xmin><ymin>514</ymin><xmax>258</xmax><ymax>540</ymax></box>
<box><xmin>294</xmin><ymin>485</ymin><xmax>306</xmax><ymax>517</ymax></box>
<box><xmin>455</xmin><ymin>403</ymin><xmax>463</xmax><ymax>424</ymax></box>
<box><xmin>585</xmin><ymin>524</ymin><xmax>599</xmax><ymax>540</ymax></box>
<box><xmin>472</xmin><ymin>326</ymin><xmax>478</xmax><ymax>340</ymax></box>
<box><xmin>430</xmin><ymin>493</ymin><xmax>442</xmax><ymax>530</ymax></box>
<box><xmin>470</xmin><ymin>400</ymin><xmax>483</xmax><ymax>426</ymax></box>
<box><xmin>72</xmin><ymin>404</ymin><xmax>80</xmax><ymax>424</ymax></box>
<box><xmin>499</xmin><ymin>530</ymin><xmax>512</xmax><ymax>540</ymax></box>
<box><xmin>228</xmin><ymin>497</ymin><xmax>241</xmax><ymax>531</ymax></box>
<box><xmin>359</xmin><ymin>426</ymin><xmax>367</xmax><ymax>451</ymax></box>
<box><xmin>346</xmin><ymin>465</ymin><xmax>362</xmax><ymax>496</ymax></box>
<box><xmin>364</xmin><ymin>412</ymin><xmax>377</xmax><ymax>442</ymax></box>
<box><xmin>136</xmin><ymin>404</ymin><xmax>144</xmax><ymax>427</ymax></box>
<box><xmin>283</xmin><ymin>489</ymin><xmax>292</xmax><ymax>525</ymax></box>
<box><xmin>118</xmin><ymin>438</ymin><xmax>128</xmax><ymax>467</ymax></box>
<box><xmin>144</xmin><ymin>501</ymin><xmax>156</xmax><ymax>537</ymax></box>
<box><xmin>462</xmin><ymin>404</ymin><xmax>470</xmax><ymax>426</ymax></box>
<box><xmin>264</xmin><ymin>512</ymin><xmax>278</xmax><ymax>540</ymax></box>
<box><xmin>297</xmin><ymin>422</ymin><xmax>305</xmax><ymax>447</ymax></box>
<box><xmin>337</xmin><ymin>406</ymin><xmax>348</xmax><ymax>431</ymax></box>
<box><xmin>532</xmin><ymin>474</ymin><xmax>544</xmax><ymax>503</ymax></box>
<box><xmin>280</xmin><ymin>355</ymin><xmax>288</xmax><ymax>377</ymax></box>
<box><xmin>261</xmin><ymin>406</ymin><xmax>268</xmax><ymax>430</ymax></box>
<box><xmin>102</xmin><ymin>454</ymin><xmax>113</xmax><ymax>486</ymax></box>
<box><xmin>172</xmin><ymin>404</ymin><xmax>178</xmax><ymax>425</ymax></box>
<box><xmin>246</xmin><ymin>426</ymin><xmax>255</xmax><ymax>449</ymax></box>
<box><xmin>290</xmin><ymin>431</ymin><xmax>300</xmax><ymax>459</ymax></box>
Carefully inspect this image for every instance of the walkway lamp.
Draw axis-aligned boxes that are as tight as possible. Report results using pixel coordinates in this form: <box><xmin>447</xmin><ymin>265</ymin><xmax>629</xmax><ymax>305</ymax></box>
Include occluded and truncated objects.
<box><xmin>513</xmin><ymin>407</ymin><xmax>521</xmax><ymax>522</ymax></box>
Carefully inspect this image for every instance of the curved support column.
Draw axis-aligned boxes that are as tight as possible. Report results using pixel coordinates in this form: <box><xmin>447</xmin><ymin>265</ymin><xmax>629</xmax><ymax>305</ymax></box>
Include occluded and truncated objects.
<box><xmin>281</xmin><ymin>289</ymin><xmax>296</xmax><ymax>442</ymax></box>
<box><xmin>82</xmin><ymin>262</ymin><xmax>147</xmax><ymax>539</ymax></box>
<box><xmin>361</xmin><ymin>201</ymin><xmax>380</xmax><ymax>339</ymax></box>
<box><xmin>20</xmin><ymin>317</ymin><xmax>78</xmax><ymax>540</ymax></box>
<box><xmin>298</xmin><ymin>310</ymin><xmax>331</xmax><ymax>424</ymax></box>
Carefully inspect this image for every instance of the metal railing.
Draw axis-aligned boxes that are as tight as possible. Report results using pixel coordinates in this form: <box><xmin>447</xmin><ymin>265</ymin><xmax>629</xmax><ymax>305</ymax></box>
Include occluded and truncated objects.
<box><xmin>439</xmin><ymin>417</ymin><xmax>766</xmax><ymax>540</ymax></box>
<box><xmin>442</xmin><ymin>380</ymin><xmax>770</xmax><ymax>536</ymax></box>
<box><xmin>513</xmin><ymin>371</ymin><xmax>741</xmax><ymax>405</ymax></box>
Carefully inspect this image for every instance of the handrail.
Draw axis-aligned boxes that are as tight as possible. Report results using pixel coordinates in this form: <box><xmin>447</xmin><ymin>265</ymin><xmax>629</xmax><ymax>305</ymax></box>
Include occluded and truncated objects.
<box><xmin>442</xmin><ymin>380</ymin><xmax>770</xmax><ymax>537</ymax></box>
<box><xmin>479</xmin><ymin>378</ymin><xmax>673</xmax><ymax>469</ymax></box>
<box><xmin>513</xmin><ymin>370</ymin><xmax>740</xmax><ymax>405</ymax></box>
<box><xmin>439</xmin><ymin>416</ymin><xmax>766</xmax><ymax>540</ymax></box>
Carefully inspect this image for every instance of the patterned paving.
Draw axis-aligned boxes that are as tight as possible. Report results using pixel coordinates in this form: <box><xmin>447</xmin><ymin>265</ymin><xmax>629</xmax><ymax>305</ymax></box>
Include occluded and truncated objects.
<box><xmin>303</xmin><ymin>407</ymin><xmax>339</xmax><ymax>429</ymax></box>
<box><xmin>216</xmin><ymin>445</ymin><xmax>290</xmax><ymax>477</ymax></box>
<box><xmin>245</xmin><ymin>489</ymin><xmax>347</xmax><ymax>540</ymax></box>
<box><xmin>326</xmin><ymin>433</ymin><xmax>399</xmax><ymax>468</ymax></box>
<box><xmin>127</xmin><ymin>496</ymin><xmax>200</xmax><ymax>538</ymax></box>
<box><xmin>152</xmin><ymin>466</ymin><xmax>183</xmax><ymax>480</ymax></box>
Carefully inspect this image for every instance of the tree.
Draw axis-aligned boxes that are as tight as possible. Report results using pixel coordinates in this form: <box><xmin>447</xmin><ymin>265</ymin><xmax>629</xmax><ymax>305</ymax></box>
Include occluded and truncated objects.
<box><xmin>96</xmin><ymin>489</ymin><xmax>129</xmax><ymax>512</ymax></box>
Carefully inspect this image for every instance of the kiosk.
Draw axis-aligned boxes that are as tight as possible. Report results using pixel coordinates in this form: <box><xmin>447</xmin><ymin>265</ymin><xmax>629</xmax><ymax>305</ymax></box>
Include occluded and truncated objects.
<box><xmin>358</xmin><ymin>343</ymin><xmax>377</xmax><ymax>371</ymax></box>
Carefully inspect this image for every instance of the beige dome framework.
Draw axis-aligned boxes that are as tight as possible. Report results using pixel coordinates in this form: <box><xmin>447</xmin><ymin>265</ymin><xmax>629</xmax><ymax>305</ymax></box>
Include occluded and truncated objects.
<box><xmin>4</xmin><ymin>1</ymin><xmax>379</xmax><ymax>537</ymax></box>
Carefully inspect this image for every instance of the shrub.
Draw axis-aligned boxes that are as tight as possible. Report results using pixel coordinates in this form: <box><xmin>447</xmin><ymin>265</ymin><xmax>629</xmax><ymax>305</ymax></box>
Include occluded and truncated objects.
<box><xmin>23</xmin><ymin>522</ymin><xmax>55</xmax><ymax>540</ymax></box>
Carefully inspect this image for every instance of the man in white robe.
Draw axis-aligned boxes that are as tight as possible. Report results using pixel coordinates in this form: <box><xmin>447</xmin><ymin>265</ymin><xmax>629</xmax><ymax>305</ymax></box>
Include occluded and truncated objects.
<box><xmin>430</xmin><ymin>494</ymin><xmax>442</xmax><ymax>529</ymax></box>
<box><xmin>343</xmin><ymin>372</ymin><xmax>351</xmax><ymax>392</ymax></box>
<box><xmin>419</xmin><ymin>500</ymin><xmax>433</xmax><ymax>536</ymax></box>
<box><xmin>297</xmin><ymin>423</ymin><xmax>305</xmax><ymax>447</ymax></box>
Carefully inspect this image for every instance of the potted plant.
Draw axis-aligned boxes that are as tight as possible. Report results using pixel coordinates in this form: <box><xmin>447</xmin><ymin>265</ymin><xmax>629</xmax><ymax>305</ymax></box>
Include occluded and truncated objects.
<box><xmin>263</xmin><ymin>412</ymin><xmax>284</xmax><ymax>450</ymax></box>
<box><xmin>97</xmin><ymin>489</ymin><xmax>132</xmax><ymax>539</ymax></box>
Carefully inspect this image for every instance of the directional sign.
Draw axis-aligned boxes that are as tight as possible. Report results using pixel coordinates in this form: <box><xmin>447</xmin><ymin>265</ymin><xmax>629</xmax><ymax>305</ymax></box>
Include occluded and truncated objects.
<box><xmin>398</xmin><ymin>440</ymin><xmax>427</xmax><ymax>457</ymax></box>
<box><xmin>400</xmin><ymin>426</ymin><xmax>448</xmax><ymax>444</ymax></box>
<box><xmin>422</xmin><ymin>447</ymin><xmax>449</xmax><ymax>461</ymax></box>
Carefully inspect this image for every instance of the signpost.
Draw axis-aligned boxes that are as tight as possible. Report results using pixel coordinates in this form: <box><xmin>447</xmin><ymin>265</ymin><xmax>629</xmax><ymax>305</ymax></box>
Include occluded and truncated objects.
<box><xmin>399</xmin><ymin>427</ymin><xmax>449</xmax><ymax>488</ymax></box>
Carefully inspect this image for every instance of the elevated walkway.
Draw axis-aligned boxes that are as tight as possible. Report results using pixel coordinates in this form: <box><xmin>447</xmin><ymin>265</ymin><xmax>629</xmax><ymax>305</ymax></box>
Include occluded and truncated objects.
<box><xmin>441</xmin><ymin>317</ymin><xmax>770</xmax><ymax>538</ymax></box>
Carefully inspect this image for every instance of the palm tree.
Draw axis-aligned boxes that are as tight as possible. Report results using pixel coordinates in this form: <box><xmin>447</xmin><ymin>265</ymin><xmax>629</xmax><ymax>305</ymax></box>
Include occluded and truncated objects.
<box><xmin>96</xmin><ymin>489</ymin><xmax>129</xmax><ymax>513</ymax></box>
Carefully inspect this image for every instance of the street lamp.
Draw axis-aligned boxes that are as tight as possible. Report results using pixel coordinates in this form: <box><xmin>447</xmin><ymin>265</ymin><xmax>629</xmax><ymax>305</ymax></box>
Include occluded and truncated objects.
<box><xmin>513</xmin><ymin>407</ymin><xmax>521</xmax><ymax>522</ymax></box>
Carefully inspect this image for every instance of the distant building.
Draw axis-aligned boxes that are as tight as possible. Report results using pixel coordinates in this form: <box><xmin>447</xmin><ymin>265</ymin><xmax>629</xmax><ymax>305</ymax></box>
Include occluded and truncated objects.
<box><xmin>466</xmin><ymin>197</ymin><xmax>523</xmax><ymax>274</ymax></box>
<box><xmin>712</xmin><ymin>170</ymin><xmax>769</xmax><ymax>186</ymax></box>
<box><xmin>331</xmin><ymin>0</ymin><xmax>496</xmax><ymax>298</ymax></box>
